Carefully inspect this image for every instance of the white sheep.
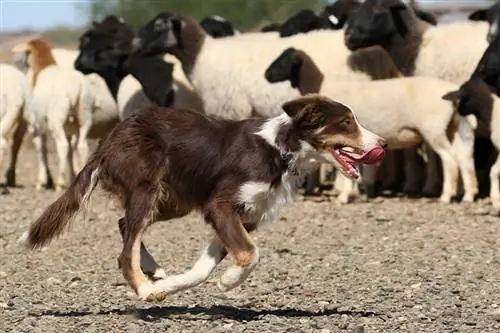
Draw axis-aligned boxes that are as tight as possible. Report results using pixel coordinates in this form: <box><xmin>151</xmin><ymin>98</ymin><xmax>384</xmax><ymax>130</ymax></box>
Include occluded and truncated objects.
<box><xmin>0</xmin><ymin>64</ymin><xmax>30</xmax><ymax>191</ymax></box>
<box><xmin>265</xmin><ymin>47</ymin><xmax>478</xmax><ymax>204</ymax></box>
<box><xmin>12</xmin><ymin>38</ymin><xmax>95</xmax><ymax>192</ymax></box>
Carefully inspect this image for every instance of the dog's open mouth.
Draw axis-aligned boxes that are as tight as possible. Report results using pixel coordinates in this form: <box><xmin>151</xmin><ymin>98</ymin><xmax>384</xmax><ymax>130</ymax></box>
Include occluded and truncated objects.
<box><xmin>331</xmin><ymin>146</ymin><xmax>385</xmax><ymax>179</ymax></box>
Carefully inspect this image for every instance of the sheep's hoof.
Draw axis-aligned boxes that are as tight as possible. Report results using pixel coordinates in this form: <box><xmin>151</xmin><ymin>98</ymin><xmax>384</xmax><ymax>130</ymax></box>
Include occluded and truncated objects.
<box><xmin>336</xmin><ymin>194</ymin><xmax>351</xmax><ymax>204</ymax></box>
<box><xmin>45</xmin><ymin>176</ymin><xmax>55</xmax><ymax>190</ymax></box>
<box><xmin>439</xmin><ymin>195</ymin><xmax>452</xmax><ymax>204</ymax></box>
<box><xmin>0</xmin><ymin>186</ymin><xmax>10</xmax><ymax>195</ymax></box>
<box><xmin>421</xmin><ymin>185</ymin><xmax>441</xmax><ymax>198</ymax></box>
<box><xmin>461</xmin><ymin>193</ymin><xmax>476</xmax><ymax>203</ymax></box>
<box><xmin>364</xmin><ymin>184</ymin><xmax>377</xmax><ymax>199</ymax></box>
<box><xmin>5</xmin><ymin>169</ymin><xmax>15</xmax><ymax>187</ymax></box>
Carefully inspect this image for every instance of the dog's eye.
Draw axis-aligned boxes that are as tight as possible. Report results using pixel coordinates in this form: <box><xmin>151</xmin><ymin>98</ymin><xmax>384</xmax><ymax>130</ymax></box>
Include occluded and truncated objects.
<box><xmin>342</xmin><ymin>118</ymin><xmax>352</xmax><ymax>127</ymax></box>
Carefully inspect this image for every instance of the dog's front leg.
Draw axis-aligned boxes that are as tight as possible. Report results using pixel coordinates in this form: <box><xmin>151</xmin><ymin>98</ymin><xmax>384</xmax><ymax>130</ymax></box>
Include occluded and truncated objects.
<box><xmin>205</xmin><ymin>203</ymin><xmax>260</xmax><ymax>292</ymax></box>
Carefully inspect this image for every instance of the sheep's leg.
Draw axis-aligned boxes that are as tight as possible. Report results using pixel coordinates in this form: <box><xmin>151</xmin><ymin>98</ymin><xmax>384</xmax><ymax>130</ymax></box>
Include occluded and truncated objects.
<box><xmin>74</xmin><ymin>121</ymin><xmax>92</xmax><ymax>173</ymax></box>
<box><xmin>422</xmin><ymin>147</ymin><xmax>443</xmax><ymax>198</ymax></box>
<box><xmin>427</xmin><ymin>136</ymin><xmax>459</xmax><ymax>203</ymax></box>
<box><xmin>402</xmin><ymin>147</ymin><xmax>423</xmax><ymax>196</ymax></box>
<box><xmin>51</xmin><ymin>128</ymin><xmax>71</xmax><ymax>192</ymax></box>
<box><xmin>5</xmin><ymin>117</ymin><xmax>28</xmax><ymax>187</ymax></box>
<box><xmin>361</xmin><ymin>164</ymin><xmax>378</xmax><ymax>198</ymax></box>
<box><xmin>32</xmin><ymin>132</ymin><xmax>53</xmax><ymax>190</ymax></box>
<box><xmin>489</xmin><ymin>153</ymin><xmax>500</xmax><ymax>210</ymax></box>
<box><xmin>337</xmin><ymin>174</ymin><xmax>354</xmax><ymax>204</ymax></box>
<box><xmin>451</xmin><ymin>119</ymin><xmax>478</xmax><ymax>203</ymax></box>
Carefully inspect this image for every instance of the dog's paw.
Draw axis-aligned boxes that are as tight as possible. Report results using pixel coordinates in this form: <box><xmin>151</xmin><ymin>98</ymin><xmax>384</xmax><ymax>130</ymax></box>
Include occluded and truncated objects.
<box><xmin>137</xmin><ymin>282</ymin><xmax>166</xmax><ymax>302</ymax></box>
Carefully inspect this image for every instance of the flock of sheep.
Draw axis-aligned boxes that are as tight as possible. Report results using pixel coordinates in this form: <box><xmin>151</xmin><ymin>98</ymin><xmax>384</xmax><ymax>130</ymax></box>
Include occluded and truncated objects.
<box><xmin>1</xmin><ymin>0</ymin><xmax>500</xmax><ymax>214</ymax></box>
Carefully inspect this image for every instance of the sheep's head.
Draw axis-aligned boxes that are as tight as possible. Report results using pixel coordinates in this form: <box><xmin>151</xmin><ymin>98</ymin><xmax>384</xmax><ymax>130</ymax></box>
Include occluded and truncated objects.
<box><xmin>469</xmin><ymin>3</ymin><xmax>500</xmax><ymax>43</ymax></box>
<box><xmin>344</xmin><ymin>0</ymin><xmax>416</xmax><ymax>51</ymax></box>
<box><xmin>133</xmin><ymin>12</ymin><xmax>188</xmax><ymax>57</ymax></box>
<box><xmin>260</xmin><ymin>22</ymin><xmax>281</xmax><ymax>33</ymax></box>
<box><xmin>74</xmin><ymin>15</ymin><xmax>134</xmax><ymax>79</ymax></box>
<box><xmin>442</xmin><ymin>78</ymin><xmax>494</xmax><ymax>123</ymax></box>
<box><xmin>11</xmin><ymin>37</ymin><xmax>55</xmax><ymax>72</ymax></box>
<box><xmin>279</xmin><ymin>10</ymin><xmax>334</xmax><ymax>37</ymax></box>
<box><xmin>321</xmin><ymin>0</ymin><xmax>362</xmax><ymax>30</ymax></box>
<box><xmin>265</xmin><ymin>48</ymin><xmax>303</xmax><ymax>88</ymax></box>
<box><xmin>200</xmin><ymin>16</ymin><xmax>238</xmax><ymax>38</ymax></box>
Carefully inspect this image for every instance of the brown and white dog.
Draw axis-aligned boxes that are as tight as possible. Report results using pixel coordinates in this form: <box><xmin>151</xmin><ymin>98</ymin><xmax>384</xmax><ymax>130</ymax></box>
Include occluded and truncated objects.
<box><xmin>19</xmin><ymin>94</ymin><xmax>386</xmax><ymax>301</ymax></box>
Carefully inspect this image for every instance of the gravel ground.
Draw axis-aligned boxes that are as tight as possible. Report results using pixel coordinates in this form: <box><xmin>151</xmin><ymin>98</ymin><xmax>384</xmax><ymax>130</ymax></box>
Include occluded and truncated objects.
<box><xmin>1</xmin><ymin>146</ymin><xmax>500</xmax><ymax>333</ymax></box>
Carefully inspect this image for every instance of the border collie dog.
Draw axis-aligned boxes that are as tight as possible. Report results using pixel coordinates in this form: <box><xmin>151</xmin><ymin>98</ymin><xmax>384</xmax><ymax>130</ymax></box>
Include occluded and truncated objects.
<box><xmin>20</xmin><ymin>94</ymin><xmax>386</xmax><ymax>301</ymax></box>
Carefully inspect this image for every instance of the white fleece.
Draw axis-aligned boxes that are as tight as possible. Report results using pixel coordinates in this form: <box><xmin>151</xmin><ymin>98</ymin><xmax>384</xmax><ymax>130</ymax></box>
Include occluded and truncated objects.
<box><xmin>0</xmin><ymin>64</ymin><xmax>30</xmax><ymax>177</ymax></box>
<box><xmin>316</xmin><ymin>75</ymin><xmax>477</xmax><ymax>203</ymax></box>
<box><xmin>416</xmin><ymin>21</ymin><xmax>490</xmax><ymax>85</ymax></box>
<box><xmin>189</xmin><ymin>29</ymin><xmax>371</xmax><ymax>119</ymax></box>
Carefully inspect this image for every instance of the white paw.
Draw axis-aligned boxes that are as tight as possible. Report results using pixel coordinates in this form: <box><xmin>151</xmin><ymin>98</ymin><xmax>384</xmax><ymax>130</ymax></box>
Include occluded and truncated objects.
<box><xmin>136</xmin><ymin>282</ymin><xmax>166</xmax><ymax>302</ymax></box>
<box><xmin>336</xmin><ymin>194</ymin><xmax>350</xmax><ymax>204</ymax></box>
<box><xmin>152</xmin><ymin>268</ymin><xmax>167</xmax><ymax>280</ymax></box>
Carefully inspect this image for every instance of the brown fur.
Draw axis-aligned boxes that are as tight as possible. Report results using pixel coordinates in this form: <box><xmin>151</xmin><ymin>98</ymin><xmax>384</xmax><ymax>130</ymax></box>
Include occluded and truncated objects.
<box><xmin>348</xmin><ymin>45</ymin><xmax>403</xmax><ymax>79</ymax></box>
<box><xmin>23</xmin><ymin>95</ymin><xmax>382</xmax><ymax>296</ymax></box>
<box><xmin>24</xmin><ymin>38</ymin><xmax>57</xmax><ymax>87</ymax></box>
<box><xmin>173</xmin><ymin>16</ymin><xmax>206</xmax><ymax>76</ymax></box>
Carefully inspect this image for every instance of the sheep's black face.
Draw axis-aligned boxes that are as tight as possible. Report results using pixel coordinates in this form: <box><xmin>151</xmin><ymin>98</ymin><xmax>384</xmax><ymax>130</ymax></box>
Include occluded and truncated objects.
<box><xmin>134</xmin><ymin>12</ymin><xmax>182</xmax><ymax>57</ymax></box>
<box><xmin>321</xmin><ymin>0</ymin><xmax>361</xmax><ymax>30</ymax></box>
<box><xmin>442</xmin><ymin>78</ymin><xmax>494</xmax><ymax>121</ymax></box>
<box><xmin>265</xmin><ymin>48</ymin><xmax>302</xmax><ymax>88</ymax></box>
<box><xmin>200</xmin><ymin>16</ymin><xmax>237</xmax><ymax>38</ymax></box>
<box><xmin>344</xmin><ymin>0</ymin><xmax>408</xmax><ymax>51</ymax></box>
<box><xmin>279</xmin><ymin>10</ymin><xmax>333</xmax><ymax>37</ymax></box>
<box><xmin>75</xmin><ymin>16</ymin><xmax>134</xmax><ymax>79</ymax></box>
<box><xmin>469</xmin><ymin>4</ymin><xmax>500</xmax><ymax>43</ymax></box>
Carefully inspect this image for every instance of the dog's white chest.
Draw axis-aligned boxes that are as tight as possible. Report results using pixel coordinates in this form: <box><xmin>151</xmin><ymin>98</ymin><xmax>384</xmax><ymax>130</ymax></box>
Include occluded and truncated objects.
<box><xmin>238</xmin><ymin>175</ymin><xmax>297</xmax><ymax>225</ymax></box>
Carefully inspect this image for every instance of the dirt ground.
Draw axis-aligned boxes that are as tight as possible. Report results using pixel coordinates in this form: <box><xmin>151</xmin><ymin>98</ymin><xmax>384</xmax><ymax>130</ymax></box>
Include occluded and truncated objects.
<box><xmin>1</xmin><ymin>145</ymin><xmax>500</xmax><ymax>333</ymax></box>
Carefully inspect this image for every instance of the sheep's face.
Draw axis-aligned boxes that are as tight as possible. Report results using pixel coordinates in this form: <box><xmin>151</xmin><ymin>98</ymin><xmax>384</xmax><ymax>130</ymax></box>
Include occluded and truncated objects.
<box><xmin>442</xmin><ymin>78</ymin><xmax>494</xmax><ymax>122</ymax></box>
<box><xmin>74</xmin><ymin>16</ymin><xmax>134</xmax><ymax>78</ymax></box>
<box><xmin>279</xmin><ymin>10</ymin><xmax>333</xmax><ymax>37</ymax></box>
<box><xmin>344</xmin><ymin>0</ymin><xmax>409</xmax><ymax>51</ymax></box>
<box><xmin>469</xmin><ymin>4</ymin><xmax>500</xmax><ymax>43</ymax></box>
<box><xmin>321</xmin><ymin>0</ymin><xmax>362</xmax><ymax>30</ymax></box>
<box><xmin>264</xmin><ymin>48</ymin><xmax>302</xmax><ymax>88</ymax></box>
<box><xmin>134</xmin><ymin>12</ymin><xmax>184</xmax><ymax>57</ymax></box>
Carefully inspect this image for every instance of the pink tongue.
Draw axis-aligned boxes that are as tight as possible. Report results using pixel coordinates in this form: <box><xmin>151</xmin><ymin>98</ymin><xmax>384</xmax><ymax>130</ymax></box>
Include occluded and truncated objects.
<box><xmin>358</xmin><ymin>147</ymin><xmax>385</xmax><ymax>164</ymax></box>
<box><xmin>343</xmin><ymin>147</ymin><xmax>385</xmax><ymax>164</ymax></box>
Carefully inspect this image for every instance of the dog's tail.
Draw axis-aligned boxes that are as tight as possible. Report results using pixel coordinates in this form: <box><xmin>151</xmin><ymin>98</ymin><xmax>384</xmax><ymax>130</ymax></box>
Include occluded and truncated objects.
<box><xmin>19</xmin><ymin>157</ymin><xmax>101</xmax><ymax>249</ymax></box>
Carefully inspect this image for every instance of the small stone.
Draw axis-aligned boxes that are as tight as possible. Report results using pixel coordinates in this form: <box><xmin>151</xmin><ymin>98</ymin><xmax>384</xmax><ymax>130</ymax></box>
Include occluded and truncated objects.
<box><xmin>411</xmin><ymin>283</ymin><xmax>421</xmax><ymax>289</ymax></box>
<box><xmin>318</xmin><ymin>301</ymin><xmax>330</xmax><ymax>307</ymax></box>
<box><xmin>0</xmin><ymin>271</ymin><xmax>7</xmax><ymax>279</ymax></box>
<box><xmin>320</xmin><ymin>329</ymin><xmax>331</xmax><ymax>333</ymax></box>
<box><xmin>46</xmin><ymin>277</ymin><xmax>62</xmax><ymax>285</ymax></box>
<box><xmin>351</xmin><ymin>326</ymin><xmax>365</xmax><ymax>333</ymax></box>
<box><xmin>0</xmin><ymin>302</ymin><xmax>9</xmax><ymax>308</ymax></box>
<box><xmin>338</xmin><ymin>322</ymin><xmax>349</xmax><ymax>329</ymax></box>
<box><xmin>223</xmin><ymin>323</ymin><xmax>234</xmax><ymax>329</ymax></box>
<box><xmin>488</xmin><ymin>308</ymin><xmax>500</xmax><ymax>321</ymax></box>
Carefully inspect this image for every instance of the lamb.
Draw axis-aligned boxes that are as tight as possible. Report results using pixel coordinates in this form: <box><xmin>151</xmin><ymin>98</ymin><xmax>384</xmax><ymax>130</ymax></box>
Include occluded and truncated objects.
<box><xmin>12</xmin><ymin>38</ymin><xmax>95</xmax><ymax>192</ymax></box>
<box><xmin>200</xmin><ymin>15</ymin><xmax>240</xmax><ymax>38</ymax></box>
<box><xmin>442</xmin><ymin>78</ymin><xmax>500</xmax><ymax>211</ymax></box>
<box><xmin>0</xmin><ymin>64</ymin><xmax>30</xmax><ymax>193</ymax></box>
<box><xmin>468</xmin><ymin>2</ymin><xmax>500</xmax><ymax>42</ymax></box>
<box><xmin>264</xmin><ymin>47</ymin><xmax>478</xmax><ymax>204</ymax></box>
<box><xmin>75</xmin><ymin>15</ymin><xmax>203</xmax><ymax>118</ymax></box>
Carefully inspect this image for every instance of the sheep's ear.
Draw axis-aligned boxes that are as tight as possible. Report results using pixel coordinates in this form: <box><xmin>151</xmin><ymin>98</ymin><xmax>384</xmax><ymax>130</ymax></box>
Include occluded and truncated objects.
<box><xmin>388</xmin><ymin>4</ymin><xmax>410</xmax><ymax>37</ymax></box>
<box><xmin>442</xmin><ymin>90</ymin><xmax>461</xmax><ymax>101</ymax></box>
<box><xmin>469</xmin><ymin>9</ymin><xmax>488</xmax><ymax>22</ymax></box>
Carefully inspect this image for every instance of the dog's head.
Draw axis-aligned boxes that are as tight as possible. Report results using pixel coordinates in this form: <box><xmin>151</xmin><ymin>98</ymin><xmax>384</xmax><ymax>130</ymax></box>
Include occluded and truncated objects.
<box><xmin>281</xmin><ymin>94</ymin><xmax>386</xmax><ymax>179</ymax></box>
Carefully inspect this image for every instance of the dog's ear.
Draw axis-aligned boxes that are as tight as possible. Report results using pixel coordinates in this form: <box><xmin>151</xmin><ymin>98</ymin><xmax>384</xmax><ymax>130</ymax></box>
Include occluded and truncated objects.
<box><xmin>468</xmin><ymin>9</ymin><xmax>488</xmax><ymax>22</ymax></box>
<box><xmin>442</xmin><ymin>90</ymin><xmax>461</xmax><ymax>101</ymax></box>
<box><xmin>282</xmin><ymin>95</ymin><xmax>326</xmax><ymax>131</ymax></box>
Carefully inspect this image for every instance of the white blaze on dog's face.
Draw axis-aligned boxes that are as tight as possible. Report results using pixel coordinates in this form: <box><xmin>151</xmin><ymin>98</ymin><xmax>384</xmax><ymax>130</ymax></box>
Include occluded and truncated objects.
<box><xmin>282</xmin><ymin>94</ymin><xmax>387</xmax><ymax>180</ymax></box>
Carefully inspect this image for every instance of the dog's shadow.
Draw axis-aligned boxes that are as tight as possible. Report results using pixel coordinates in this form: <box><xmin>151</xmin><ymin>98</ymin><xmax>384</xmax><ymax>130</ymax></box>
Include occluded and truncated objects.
<box><xmin>35</xmin><ymin>304</ymin><xmax>383</xmax><ymax>322</ymax></box>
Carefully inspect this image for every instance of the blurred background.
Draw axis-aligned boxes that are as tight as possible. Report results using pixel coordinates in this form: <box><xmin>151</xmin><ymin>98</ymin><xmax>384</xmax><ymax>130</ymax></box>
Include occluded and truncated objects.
<box><xmin>0</xmin><ymin>0</ymin><xmax>499</xmax><ymax>60</ymax></box>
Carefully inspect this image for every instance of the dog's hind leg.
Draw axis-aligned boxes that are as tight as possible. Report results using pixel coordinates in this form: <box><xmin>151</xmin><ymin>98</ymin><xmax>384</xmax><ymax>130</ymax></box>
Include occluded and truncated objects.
<box><xmin>117</xmin><ymin>218</ymin><xmax>166</xmax><ymax>280</ymax></box>
<box><xmin>117</xmin><ymin>184</ymin><xmax>165</xmax><ymax>301</ymax></box>
<box><xmin>152</xmin><ymin>238</ymin><xmax>227</xmax><ymax>295</ymax></box>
